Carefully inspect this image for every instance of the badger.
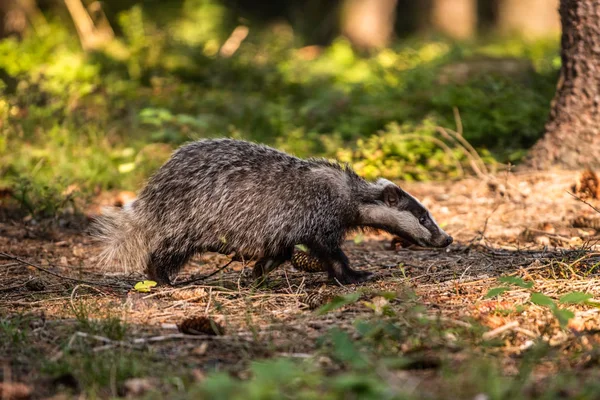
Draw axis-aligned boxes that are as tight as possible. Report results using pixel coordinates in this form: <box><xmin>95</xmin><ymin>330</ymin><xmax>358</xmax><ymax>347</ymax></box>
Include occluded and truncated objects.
<box><xmin>92</xmin><ymin>138</ymin><xmax>452</xmax><ymax>285</ymax></box>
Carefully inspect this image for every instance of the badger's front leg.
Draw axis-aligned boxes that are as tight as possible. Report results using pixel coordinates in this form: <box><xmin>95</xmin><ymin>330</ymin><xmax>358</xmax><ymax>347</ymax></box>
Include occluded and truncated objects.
<box><xmin>313</xmin><ymin>247</ymin><xmax>372</xmax><ymax>285</ymax></box>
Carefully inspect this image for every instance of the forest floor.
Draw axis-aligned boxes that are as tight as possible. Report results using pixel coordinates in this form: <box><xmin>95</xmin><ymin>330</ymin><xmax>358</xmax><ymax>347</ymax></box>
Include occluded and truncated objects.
<box><xmin>3</xmin><ymin>169</ymin><xmax>600</xmax><ymax>399</ymax></box>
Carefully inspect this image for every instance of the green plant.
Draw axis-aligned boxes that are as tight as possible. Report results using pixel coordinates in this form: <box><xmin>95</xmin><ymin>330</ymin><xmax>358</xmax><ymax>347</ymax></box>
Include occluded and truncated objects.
<box><xmin>316</xmin><ymin>291</ymin><xmax>362</xmax><ymax>315</ymax></box>
<box><xmin>43</xmin><ymin>348</ymin><xmax>151</xmax><ymax>397</ymax></box>
<box><xmin>10</xmin><ymin>176</ymin><xmax>78</xmax><ymax>219</ymax></box>
<box><xmin>0</xmin><ymin>316</ymin><xmax>28</xmax><ymax>347</ymax></box>
<box><xmin>0</xmin><ymin>6</ymin><xmax>560</xmax><ymax>217</ymax></box>
<box><xmin>338</xmin><ymin>119</ymin><xmax>489</xmax><ymax>181</ymax></box>
<box><xmin>485</xmin><ymin>276</ymin><xmax>598</xmax><ymax>327</ymax></box>
<box><xmin>71</xmin><ymin>301</ymin><xmax>128</xmax><ymax>341</ymax></box>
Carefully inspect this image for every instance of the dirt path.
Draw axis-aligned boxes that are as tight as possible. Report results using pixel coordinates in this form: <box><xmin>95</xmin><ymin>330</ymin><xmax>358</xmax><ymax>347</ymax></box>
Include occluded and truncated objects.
<box><xmin>2</xmin><ymin>170</ymin><xmax>600</xmax><ymax>398</ymax></box>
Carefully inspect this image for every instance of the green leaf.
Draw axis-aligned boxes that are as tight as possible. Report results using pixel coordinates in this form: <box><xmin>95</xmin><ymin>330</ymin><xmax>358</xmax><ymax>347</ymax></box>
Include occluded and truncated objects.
<box><xmin>530</xmin><ymin>293</ymin><xmax>576</xmax><ymax>327</ymax></box>
<box><xmin>559</xmin><ymin>292</ymin><xmax>593</xmax><ymax>304</ymax></box>
<box><xmin>353</xmin><ymin>233</ymin><xmax>365</xmax><ymax>245</ymax></box>
<box><xmin>316</xmin><ymin>292</ymin><xmax>361</xmax><ymax>315</ymax></box>
<box><xmin>294</xmin><ymin>244</ymin><xmax>309</xmax><ymax>252</ymax></box>
<box><xmin>552</xmin><ymin>308</ymin><xmax>575</xmax><ymax>327</ymax></box>
<box><xmin>376</xmin><ymin>291</ymin><xmax>398</xmax><ymax>300</ymax></box>
<box><xmin>530</xmin><ymin>292</ymin><xmax>555</xmax><ymax>307</ymax></box>
<box><xmin>118</xmin><ymin>162</ymin><xmax>136</xmax><ymax>174</ymax></box>
<box><xmin>134</xmin><ymin>280</ymin><xmax>157</xmax><ymax>293</ymax></box>
<box><xmin>329</xmin><ymin>329</ymin><xmax>369</xmax><ymax>369</ymax></box>
<box><xmin>485</xmin><ymin>287</ymin><xmax>510</xmax><ymax>298</ymax></box>
<box><xmin>332</xmin><ymin>373</ymin><xmax>380</xmax><ymax>393</ymax></box>
<box><xmin>498</xmin><ymin>276</ymin><xmax>534</xmax><ymax>289</ymax></box>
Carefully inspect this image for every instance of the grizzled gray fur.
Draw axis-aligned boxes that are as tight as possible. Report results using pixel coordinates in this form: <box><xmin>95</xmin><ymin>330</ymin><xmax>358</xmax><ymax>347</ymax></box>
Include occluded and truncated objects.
<box><xmin>92</xmin><ymin>139</ymin><xmax>452</xmax><ymax>285</ymax></box>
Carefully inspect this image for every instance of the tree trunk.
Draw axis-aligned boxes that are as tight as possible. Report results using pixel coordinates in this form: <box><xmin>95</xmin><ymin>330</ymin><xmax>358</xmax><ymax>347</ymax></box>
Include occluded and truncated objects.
<box><xmin>341</xmin><ymin>0</ymin><xmax>398</xmax><ymax>50</ymax></box>
<box><xmin>430</xmin><ymin>0</ymin><xmax>477</xmax><ymax>40</ymax></box>
<box><xmin>496</xmin><ymin>0</ymin><xmax>560</xmax><ymax>39</ymax></box>
<box><xmin>526</xmin><ymin>0</ymin><xmax>600</xmax><ymax>170</ymax></box>
<box><xmin>0</xmin><ymin>0</ymin><xmax>45</xmax><ymax>38</ymax></box>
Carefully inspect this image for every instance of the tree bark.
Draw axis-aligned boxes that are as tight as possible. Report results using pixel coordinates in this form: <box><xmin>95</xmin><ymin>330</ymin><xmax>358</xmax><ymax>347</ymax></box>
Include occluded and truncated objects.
<box><xmin>496</xmin><ymin>0</ymin><xmax>561</xmax><ymax>39</ymax></box>
<box><xmin>526</xmin><ymin>0</ymin><xmax>600</xmax><ymax>170</ymax></box>
<box><xmin>341</xmin><ymin>0</ymin><xmax>398</xmax><ymax>50</ymax></box>
<box><xmin>430</xmin><ymin>0</ymin><xmax>477</xmax><ymax>40</ymax></box>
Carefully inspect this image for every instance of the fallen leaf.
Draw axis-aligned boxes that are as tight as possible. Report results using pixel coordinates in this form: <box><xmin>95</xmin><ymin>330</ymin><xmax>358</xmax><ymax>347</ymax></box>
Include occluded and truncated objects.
<box><xmin>123</xmin><ymin>378</ymin><xmax>156</xmax><ymax>396</ymax></box>
<box><xmin>133</xmin><ymin>280</ymin><xmax>157</xmax><ymax>293</ymax></box>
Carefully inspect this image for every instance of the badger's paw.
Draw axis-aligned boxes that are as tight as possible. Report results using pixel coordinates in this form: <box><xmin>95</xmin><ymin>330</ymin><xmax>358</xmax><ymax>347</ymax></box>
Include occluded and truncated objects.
<box><xmin>333</xmin><ymin>269</ymin><xmax>373</xmax><ymax>285</ymax></box>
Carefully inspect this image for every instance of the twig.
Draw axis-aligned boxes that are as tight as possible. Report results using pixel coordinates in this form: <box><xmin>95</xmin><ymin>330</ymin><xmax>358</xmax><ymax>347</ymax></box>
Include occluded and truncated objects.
<box><xmin>70</xmin><ymin>284</ymin><xmax>110</xmax><ymax>313</ymax></box>
<box><xmin>0</xmin><ymin>252</ymin><xmax>128</xmax><ymax>289</ymax></box>
<box><xmin>204</xmin><ymin>287</ymin><xmax>213</xmax><ymax>314</ymax></box>
<box><xmin>468</xmin><ymin>204</ymin><xmax>501</xmax><ymax>246</ymax></box>
<box><xmin>0</xmin><ymin>278</ymin><xmax>35</xmax><ymax>293</ymax></box>
<box><xmin>1</xmin><ymin>297</ymin><xmax>82</xmax><ymax>306</ymax></box>
<box><xmin>453</xmin><ymin>107</ymin><xmax>463</xmax><ymax>137</ymax></box>
<box><xmin>482</xmin><ymin>320</ymin><xmax>519</xmax><ymax>340</ymax></box>
<box><xmin>142</xmin><ymin>285</ymin><xmax>236</xmax><ymax>300</ymax></box>
<box><xmin>173</xmin><ymin>259</ymin><xmax>234</xmax><ymax>287</ymax></box>
<box><xmin>567</xmin><ymin>191</ymin><xmax>600</xmax><ymax>214</ymax></box>
<box><xmin>0</xmin><ymin>262</ymin><xmax>22</xmax><ymax>268</ymax></box>
<box><xmin>513</xmin><ymin>327</ymin><xmax>539</xmax><ymax>339</ymax></box>
<box><xmin>435</xmin><ymin>127</ymin><xmax>486</xmax><ymax>179</ymax></box>
<box><xmin>525</xmin><ymin>228</ymin><xmax>574</xmax><ymax>244</ymax></box>
<box><xmin>417</xmin><ymin>313</ymin><xmax>472</xmax><ymax>328</ymax></box>
<box><xmin>276</xmin><ymin>352</ymin><xmax>313</xmax><ymax>359</ymax></box>
<box><xmin>69</xmin><ymin>331</ymin><xmax>257</xmax><ymax>352</ymax></box>
<box><xmin>135</xmin><ymin>331</ymin><xmax>259</xmax><ymax>345</ymax></box>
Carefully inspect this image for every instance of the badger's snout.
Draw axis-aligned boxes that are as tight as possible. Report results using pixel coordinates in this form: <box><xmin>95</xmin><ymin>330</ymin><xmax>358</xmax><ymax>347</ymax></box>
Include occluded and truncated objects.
<box><xmin>425</xmin><ymin>229</ymin><xmax>454</xmax><ymax>248</ymax></box>
<box><xmin>429</xmin><ymin>234</ymin><xmax>453</xmax><ymax>248</ymax></box>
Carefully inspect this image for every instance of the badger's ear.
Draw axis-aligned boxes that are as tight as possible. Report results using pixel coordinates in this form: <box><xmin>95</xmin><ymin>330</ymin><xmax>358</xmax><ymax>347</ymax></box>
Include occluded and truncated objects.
<box><xmin>381</xmin><ymin>185</ymin><xmax>404</xmax><ymax>207</ymax></box>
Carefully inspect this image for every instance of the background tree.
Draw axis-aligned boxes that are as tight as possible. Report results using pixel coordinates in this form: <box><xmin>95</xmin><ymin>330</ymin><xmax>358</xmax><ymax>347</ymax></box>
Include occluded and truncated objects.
<box><xmin>340</xmin><ymin>0</ymin><xmax>398</xmax><ymax>50</ymax></box>
<box><xmin>429</xmin><ymin>0</ymin><xmax>477</xmax><ymax>40</ymax></box>
<box><xmin>0</xmin><ymin>0</ymin><xmax>45</xmax><ymax>38</ymax></box>
<box><xmin>527</xmin><ymin>0</ymin><xmax>600</xmax><ymax>169</ymax></box>
<box><xmin>496</xmin><ymin>0</ymin><xmax>560</xmax><ymax>39</ymax></box>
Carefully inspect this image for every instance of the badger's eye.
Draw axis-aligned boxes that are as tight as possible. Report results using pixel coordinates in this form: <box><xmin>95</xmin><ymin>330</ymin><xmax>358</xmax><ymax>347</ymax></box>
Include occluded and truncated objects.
<box><xmin>419</xmin><ymin>216</ymin><xmax>427</xmax><ymax>225</ymax></box>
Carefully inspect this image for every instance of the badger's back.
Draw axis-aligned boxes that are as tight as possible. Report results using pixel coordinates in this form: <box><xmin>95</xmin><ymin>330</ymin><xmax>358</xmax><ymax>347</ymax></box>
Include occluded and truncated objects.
<box><xmin>132</xmin><ymin>139</ymin><xmax>361</xmax><ymax>259</ymax></box>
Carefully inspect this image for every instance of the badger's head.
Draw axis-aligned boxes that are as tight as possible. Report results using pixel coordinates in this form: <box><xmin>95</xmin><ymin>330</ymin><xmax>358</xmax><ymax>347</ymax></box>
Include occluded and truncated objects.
<box><xmin>358</xmin><ymin>179</ymin><xmax>453</xmax><ymax>248</ymax></box>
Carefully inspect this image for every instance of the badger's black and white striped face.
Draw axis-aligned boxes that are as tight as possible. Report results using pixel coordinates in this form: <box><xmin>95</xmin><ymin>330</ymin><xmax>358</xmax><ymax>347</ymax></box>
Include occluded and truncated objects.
<box><xmin>358</xmin><ymin>180</ymin><xmax>453</xmax><ymax>248</ymax></box>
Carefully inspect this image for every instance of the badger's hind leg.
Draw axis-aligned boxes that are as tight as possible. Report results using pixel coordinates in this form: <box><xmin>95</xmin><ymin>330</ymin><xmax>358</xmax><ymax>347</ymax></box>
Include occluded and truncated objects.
<box><xmin>147</xmin><ymin>239</ymin><xmax>196</xmax><ymax>285</ymax></box>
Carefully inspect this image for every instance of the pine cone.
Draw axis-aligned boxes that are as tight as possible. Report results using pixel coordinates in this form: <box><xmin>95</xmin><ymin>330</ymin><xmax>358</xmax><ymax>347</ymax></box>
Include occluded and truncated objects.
<box><xmin>302</xmin><ymin>292</ymin><xmax>331</xmax><ymax>310</ymax></box>
<box><xmin>573</xmin><ymin>169</ymin><xmax>600</xmax><ymax>200</ymax></box>
<box><xmin>26</xmin><ymin>278</ymin><xmax>46</xmax><ymax>292</ymax></box>
<box><xmin>178</xmin><ymin>316</ymin><xmax>224</xmax><ymax>336</ymax></box>
<box><xmin>291</xmin><ymin>250</ymin><xmax>325</xmax><ymax>273</ymax></box>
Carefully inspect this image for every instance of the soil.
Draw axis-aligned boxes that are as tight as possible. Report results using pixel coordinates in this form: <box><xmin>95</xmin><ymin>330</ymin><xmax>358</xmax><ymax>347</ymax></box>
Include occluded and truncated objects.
<box><xmin>3</xmin><ymin>169</ymin><xmax>600</xmax><ymax>397</ymax></box>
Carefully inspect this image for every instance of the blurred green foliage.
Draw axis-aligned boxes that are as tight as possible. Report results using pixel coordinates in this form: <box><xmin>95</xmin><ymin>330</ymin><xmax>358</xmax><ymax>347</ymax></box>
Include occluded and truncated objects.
<box><xmin>0</xmin><ymin>0</ymin><xmax>559</xmax><ymax>213</ymax></box>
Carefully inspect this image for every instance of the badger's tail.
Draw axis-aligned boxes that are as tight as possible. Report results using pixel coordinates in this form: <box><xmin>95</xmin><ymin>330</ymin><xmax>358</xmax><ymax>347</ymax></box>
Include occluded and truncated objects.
<box><xmin>90</xmin><ymin>206</ymin><xmax>150</xmax><ymax>274</ymax></box>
